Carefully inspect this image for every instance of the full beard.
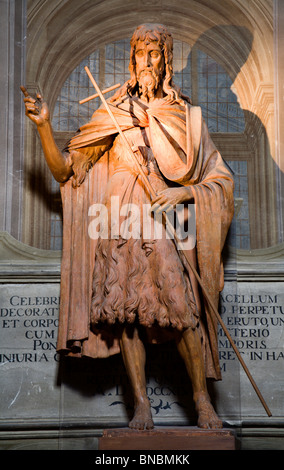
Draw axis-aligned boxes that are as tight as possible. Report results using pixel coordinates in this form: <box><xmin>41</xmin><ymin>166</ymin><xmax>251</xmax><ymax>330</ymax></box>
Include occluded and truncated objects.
<box><xmin>137</xmin><ymin>69</ymin><xmax>162</xmax><ymax>101</ymax></box>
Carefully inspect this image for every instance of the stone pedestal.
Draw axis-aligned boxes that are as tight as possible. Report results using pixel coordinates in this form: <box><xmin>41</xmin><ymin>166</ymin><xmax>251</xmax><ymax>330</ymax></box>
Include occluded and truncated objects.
<box><xmin>98</xmin><ymin>427</ymin><xmax>236</xmax><ymax>450</ymax></box>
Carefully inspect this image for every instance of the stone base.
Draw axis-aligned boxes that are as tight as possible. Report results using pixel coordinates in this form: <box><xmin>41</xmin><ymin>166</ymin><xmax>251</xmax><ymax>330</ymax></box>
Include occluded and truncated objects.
<box><xmin>98</xmin><ymin>426</ymin><xmax>236</xmax><ymax>450</ymax></box>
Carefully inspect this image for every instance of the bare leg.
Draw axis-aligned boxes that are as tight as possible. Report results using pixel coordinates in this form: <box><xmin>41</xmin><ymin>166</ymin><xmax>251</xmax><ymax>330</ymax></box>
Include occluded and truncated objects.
<box><xmin>120</xmin><ymin>325</ymin><xmax>154</xmax><ymax>430</ymax></box>
<box><xmin>176</xmin><ymin>327</ymin><xmax>222</xmax><ymax>429</ymax></box>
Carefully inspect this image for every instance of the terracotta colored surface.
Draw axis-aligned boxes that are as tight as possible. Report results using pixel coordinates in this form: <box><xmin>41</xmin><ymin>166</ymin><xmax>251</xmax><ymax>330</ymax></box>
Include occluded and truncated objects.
<box><xmin>99</xmin><ymin>427</ymin><xmax>236</xmax><ymax>450</ymax></box>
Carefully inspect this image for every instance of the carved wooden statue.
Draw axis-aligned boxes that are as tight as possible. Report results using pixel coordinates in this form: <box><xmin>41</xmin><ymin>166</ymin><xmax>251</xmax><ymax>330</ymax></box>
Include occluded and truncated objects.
<box><xmin>22</xmin><ymin>24</ymin><xmax>235</xmax><ymax>430</ymax></box>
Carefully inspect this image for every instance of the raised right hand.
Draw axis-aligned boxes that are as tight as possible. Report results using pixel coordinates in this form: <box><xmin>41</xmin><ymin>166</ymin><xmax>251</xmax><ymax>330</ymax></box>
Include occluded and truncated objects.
<box><xmin>20</xmin><ymin>86</ymin><xmax>50</xmax><ymax>127</ymax></box>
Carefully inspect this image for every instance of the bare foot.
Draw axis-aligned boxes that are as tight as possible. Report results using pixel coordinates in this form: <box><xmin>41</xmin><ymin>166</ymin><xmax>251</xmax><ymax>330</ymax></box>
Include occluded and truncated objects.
<box><xmin>129</xmin><ymin>401</ymin><xmax>154</xmax><ymax>430</ymax></box>
<box><xmin>195</xmin><ymin>394</ymin><xmax>223</xmax><ymax>429</ymax></box>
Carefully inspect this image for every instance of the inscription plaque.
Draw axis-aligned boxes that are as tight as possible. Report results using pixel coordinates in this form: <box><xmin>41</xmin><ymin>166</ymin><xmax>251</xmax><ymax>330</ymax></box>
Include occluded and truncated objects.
<box><xmin>0</xmin><ymin>279</ymin><xmax>282</xmax><ymax>428</ymax></box>
<box><xmin>218</xmin><ymin>281</ymin><xmax>284</xmax><ymax>418</ymax></box>
<box><xmin>0</xmin><ymin>283</ymin><xmax>61</xmax><ymax>425</ymax></box>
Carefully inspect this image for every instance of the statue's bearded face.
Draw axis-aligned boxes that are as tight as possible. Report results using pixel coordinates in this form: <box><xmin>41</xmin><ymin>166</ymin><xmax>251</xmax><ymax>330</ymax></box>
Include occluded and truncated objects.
<box><xmin>135</xmin><ymin>40</ymin><xmax>165</xmax><ymax>100</ymax></box>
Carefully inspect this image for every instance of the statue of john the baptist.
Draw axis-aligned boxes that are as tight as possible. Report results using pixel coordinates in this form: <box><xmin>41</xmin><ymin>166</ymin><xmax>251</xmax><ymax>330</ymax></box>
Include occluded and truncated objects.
<box><xmin>22</xmin><ymin>23</ymin><xmax>234</xmax><ymax>430</ymax></box>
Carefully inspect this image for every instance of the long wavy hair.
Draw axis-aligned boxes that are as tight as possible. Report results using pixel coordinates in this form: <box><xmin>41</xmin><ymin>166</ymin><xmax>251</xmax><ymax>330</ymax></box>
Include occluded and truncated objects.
<box><xmin>110</xmin><ymin>24</ymin><xmax>191</xmax><ymax>105</ymax></box>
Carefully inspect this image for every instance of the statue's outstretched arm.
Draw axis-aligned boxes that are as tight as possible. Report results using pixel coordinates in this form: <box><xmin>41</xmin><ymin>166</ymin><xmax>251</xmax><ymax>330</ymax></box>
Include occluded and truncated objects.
<box><xmin>21</xmin><ymin>86</ymin><xmax>73</xmax><ymax>183</ymax></box>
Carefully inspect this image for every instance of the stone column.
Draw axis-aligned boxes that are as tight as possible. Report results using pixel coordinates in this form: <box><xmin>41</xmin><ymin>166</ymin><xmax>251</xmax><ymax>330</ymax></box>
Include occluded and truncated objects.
<box><xmin>274</xmin><ymin>0</ymin><xmax>284</xmax><ymax>242</ymax></box>
<box><xmin>0</xmin><ymin>0</ymin><xmax>27</xmax><ymax>242</ymax></box>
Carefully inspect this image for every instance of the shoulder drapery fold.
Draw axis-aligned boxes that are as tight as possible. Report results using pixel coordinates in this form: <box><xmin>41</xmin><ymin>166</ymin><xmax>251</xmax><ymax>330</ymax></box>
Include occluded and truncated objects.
<box><xmin>67</xmin><ymin>101</ymin><xmax>142</xmax><ymax>150</ymax></box>
<box><xmin>146</xmin><ymin>103</ymin><xmax>203</xmax><ymax>184</ymax></box>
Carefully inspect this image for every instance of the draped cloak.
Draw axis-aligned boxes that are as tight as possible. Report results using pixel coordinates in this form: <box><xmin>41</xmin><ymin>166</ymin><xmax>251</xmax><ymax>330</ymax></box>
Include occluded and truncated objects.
<box><xmin>56</xmin><ymin>95</ymin><xmax>234</xmax><ymax>380</ymax></box>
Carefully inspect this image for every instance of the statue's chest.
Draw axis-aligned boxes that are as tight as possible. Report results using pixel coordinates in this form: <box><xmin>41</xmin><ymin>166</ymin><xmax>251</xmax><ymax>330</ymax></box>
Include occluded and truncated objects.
<box><xmin>112</xmin><ymin>126</ymin><xmax>155</xmax><ymax>169</ymax></box>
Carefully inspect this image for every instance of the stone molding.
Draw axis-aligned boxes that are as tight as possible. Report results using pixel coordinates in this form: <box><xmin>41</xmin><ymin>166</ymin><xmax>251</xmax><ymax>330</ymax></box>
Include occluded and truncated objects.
<box><xmin>0</xmin><ymin>231</ymin><xmax>61</xmax><ymax>281</ymax></box>
<box><xmin>0</xmin><ymin>231</ymin><xmax>283</xmax><ymax>282</ymax></box>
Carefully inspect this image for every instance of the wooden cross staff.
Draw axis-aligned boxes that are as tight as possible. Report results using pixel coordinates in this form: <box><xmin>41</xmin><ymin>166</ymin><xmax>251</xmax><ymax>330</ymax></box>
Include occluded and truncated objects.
<box><xmin>83</xmin><ymin>65</ymin><xmax>272</xmax><ymax>417</ymax></box>
<box><xmin>79</xmin><ymin>82</ymin><xmax>121</xmax><ymax>104</ymax></box>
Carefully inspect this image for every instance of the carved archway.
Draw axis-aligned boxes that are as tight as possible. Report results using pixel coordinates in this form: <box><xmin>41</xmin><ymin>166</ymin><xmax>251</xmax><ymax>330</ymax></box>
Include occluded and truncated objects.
<box><xmin>23</xmin><ymin>0</ymin><xmax>277</xmax><ymax>250</ymax></box>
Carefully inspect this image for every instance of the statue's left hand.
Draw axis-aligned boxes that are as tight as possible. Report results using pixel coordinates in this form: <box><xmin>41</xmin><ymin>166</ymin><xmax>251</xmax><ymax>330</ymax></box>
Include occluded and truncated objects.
<box><xmin>151</xmin><ymin>187</ymin><xmax>193</xmax><ymax>214</ymax></box>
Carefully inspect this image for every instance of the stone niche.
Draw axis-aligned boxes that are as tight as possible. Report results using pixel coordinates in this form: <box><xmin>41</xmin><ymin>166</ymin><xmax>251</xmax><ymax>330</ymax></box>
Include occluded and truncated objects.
<box><xmin>0</xmin><ymin>232</ymin><xmax>284</xmax><ymax>451</ymax></box>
